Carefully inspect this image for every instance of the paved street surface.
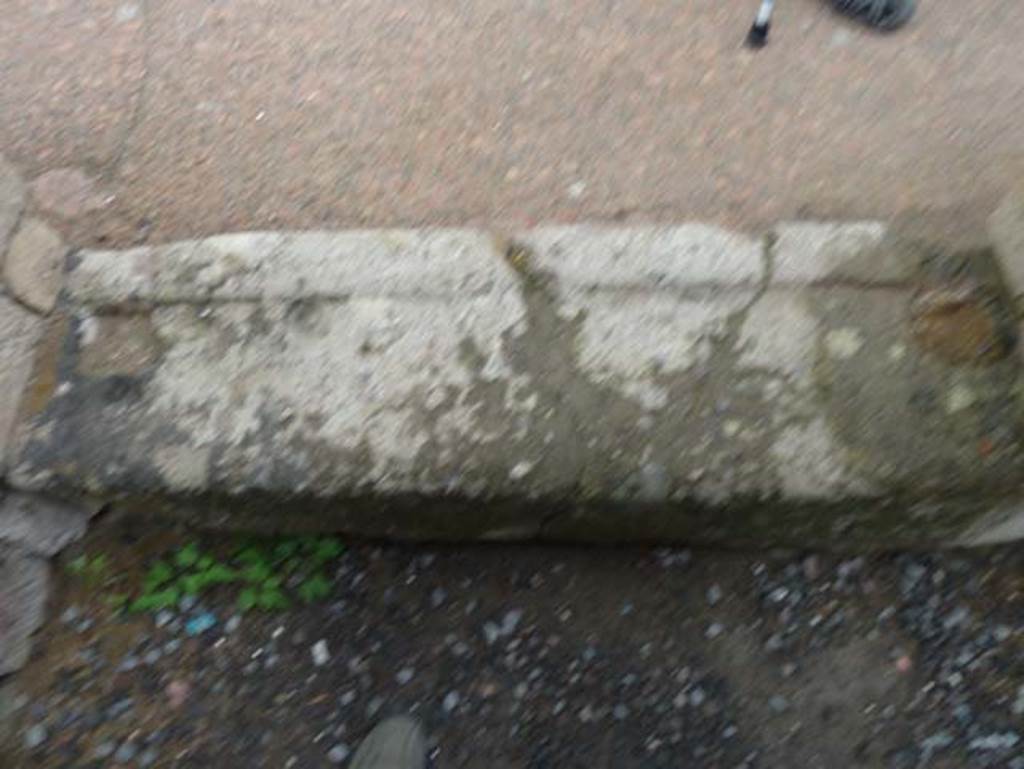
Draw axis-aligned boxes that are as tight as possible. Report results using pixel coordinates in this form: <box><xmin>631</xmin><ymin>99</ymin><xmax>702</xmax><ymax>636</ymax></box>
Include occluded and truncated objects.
<box><xmin>2</xmin><ymin>0</ymin><xmax>1024</xmax><ymax>247</ymax></box>
<box><xmin>4</xmin><ymin>520</ymin><xmax>1023</xmax><ymax>768</ymax></box>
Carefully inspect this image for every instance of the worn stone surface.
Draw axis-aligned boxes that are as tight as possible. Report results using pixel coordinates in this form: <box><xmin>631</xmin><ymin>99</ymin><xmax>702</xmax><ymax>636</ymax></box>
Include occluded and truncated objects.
<box><xmin>0</xmin><ymin>546</ymin><xmax>49</xmax><ymax>677</ymax></box>
<box><xmin>0</xmin><ymin>156</ymin><xmax>24</xmax><ymax>262</ymax></box>
<box><xmin>3</xmin><ymin>218</ymin><xmax>67</xmax><ymax>314</ymax></box>
<box><xmin>67</xmin><ymin>230</ymin><xmax>514</xmax><ymax>305</ymax></box>
<box><xmin>29</xmin><ymin>168</ymin><xmax>111</xmax><ymax>220</ymax></box>
<box><xmin>10</xmin><ymin>227</ymin><xmax>1024</xmax><ymax>546</ymax></box>
<box><xmin>5</xmin><ymin>0</ymin><xmax>1024</xmax><ymax>250</ymax></box>
<box><xmin>0</xmin><ymin>296</ymin><xmax>43</xmax><ymax>474</ymax></box>
<box><xmin>771</xmin><ymin>222</ymin><xmax>902</xmax><ymax>285</ymax></box>
<box><xmin>0</xmin><ymin>492</ymin><xmax>92</xmax><ymax>557</ymax></box>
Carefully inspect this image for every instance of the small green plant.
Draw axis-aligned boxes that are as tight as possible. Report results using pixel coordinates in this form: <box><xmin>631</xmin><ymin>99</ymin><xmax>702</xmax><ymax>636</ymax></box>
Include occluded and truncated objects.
<box><xmin>124</xmin><ymin>536</ymin><xmax>346</xmax><ymax>614</ymax></box>
<box><xmin>65</xmin><ymin>553</ymin><xmax>111</xmax><ymax>585</ymax></box>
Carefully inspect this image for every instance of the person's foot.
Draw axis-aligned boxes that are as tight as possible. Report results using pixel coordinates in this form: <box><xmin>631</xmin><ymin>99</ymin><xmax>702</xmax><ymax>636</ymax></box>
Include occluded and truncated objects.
<box><xmin>351</xmin><ymin>716</ymin><xmax>427</xmax><ymax>769</ymax></box>
<box><xmin>830</xmin><ymin>0</ymin><xmax>916</xmax><ymax>30</ymax></box>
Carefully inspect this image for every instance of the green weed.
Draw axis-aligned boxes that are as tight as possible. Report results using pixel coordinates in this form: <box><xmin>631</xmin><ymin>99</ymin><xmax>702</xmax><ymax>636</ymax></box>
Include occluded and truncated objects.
<box><xmin>65</xmin><ymin>553</ymin><xmax>111</xmax><ymax>585</ymax></box>
<box><xmin>67</xmin><ymin>536</ymin><xmax>346</xmax><ymax>615</ymax></box>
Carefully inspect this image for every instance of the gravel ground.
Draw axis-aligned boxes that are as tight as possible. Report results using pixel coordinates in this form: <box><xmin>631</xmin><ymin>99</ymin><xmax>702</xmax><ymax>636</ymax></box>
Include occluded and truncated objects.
<box><xmin>2</xmin><ymin>518</ymin><xmax>1023</xmax><ymax>769</ymax></box>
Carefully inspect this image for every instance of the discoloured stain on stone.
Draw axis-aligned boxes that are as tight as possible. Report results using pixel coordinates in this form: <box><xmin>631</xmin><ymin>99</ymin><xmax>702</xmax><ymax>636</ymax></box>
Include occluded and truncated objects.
<box><xmin>77</xmin><ymin>314</ymin><xmax>164</xmax><ymax>377</ymax></box>
<box><xmin>945</xmin><ymin>383</ymin><xmax>977</xmax><ymax>415</ymax></box>
<box><xmin>807</xmin><ymin>236</ymin><xmax>1024</xmax><ymax>513</ymax></box>
<box><xmin>824</xmin><ymin>328</ymin><xmax>864</xmax><ymax>360</ymax></box>
<box><xmin>769</xmin><ymin>417</ymin><xmax>875</xmax><ymax>500</ymax></box>
<box><xmin>910</xmin><ymin>289</ymin><xmax>1013</xmax><ymax>366</ymax></box>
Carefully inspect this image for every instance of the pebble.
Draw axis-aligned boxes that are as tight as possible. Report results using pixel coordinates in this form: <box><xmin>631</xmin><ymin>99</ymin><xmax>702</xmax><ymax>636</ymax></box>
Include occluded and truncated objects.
<box><xmin>942</xmin><ymin>606</ymin><xmax>970</xmax><ymax>631</ymax></box>
<box><xmin>502</xmin><ymin>609</ymin><xmax>523</xmax><ymax>635</ymax></box>
<box><xmin>23</xmin><ymin>724</ymin><xmax>47</xmax><ymax>750</ymax></box>
<box><xmin>154</xmin><ymin>610</ymin><xmax>174</xmax><ymax>628</ymax></box>
<box><xmin>327</xmin><ymin>743</ymin><xmax>351</xmax><ymax>764</ymax></box>
<box><xmin>139</xmin><ymin>748</ymin><xmax>159</xmax><ymax>768</ymax></box>
<box><xmin>705</xmin><ymin>623</ymin><xmax>725</xmax><ymax>639</ymax></box>
<box><xmin>689</xmin><ymin>687</ymin><xmax>706</xmax><ymax>707</ymax></box>
<box><xmin>179</xmin><ymin>595</ymin><xmax>198</xmax><ymax>613</ymax></box>
<box><xmin>186</xmin><ymin>612</ymin><xmax>217</xmax><ymax>636</ymax></box>
<box><xmin>431</xmin><ymin>588</ymin><xmax>447</xmax><ymax>608</ymax></box>
<box><xmin>802</xmin><ymin>555</ymin><xmax>821</xmax><ymax>580</ymax></box>
<box><xmin>367</xmin><ymin>696</ymin><xmax>384</xmax><ymax>718</ymax></box>
<box><xmin>312</xmin><ymin>640</ymin><xmax>330</xmax><ymax>667</ymax></box>
<box><xmin>969</xmin><ymin>732</ymin><xmax>1020</xmax><ymax>752</ymax></box>
<box><xmin>143</xmin><ymin>649</ymin><xmax>161</xmax><ymax>665</ymax></box>
<box><xmin>107</xmin><ymin>697</ymin><xmax>134</xmax><ymax>719</ymax></box>
<box><xmin>920</xmin><ymin>732</ymin><xmax>953</xmax><ymax>756</ymax></box>
<box><xmin>163</xmin><ymin>639</ymin><xmax>182</xmax><ymax>655</ymax></box>
<box><xmin>60</xmin><ymin>606</ymin><xmax>81</xmax><ymax>625</ymax></box>
<box><xmin>166</xmin><ymin>680</ymin><xmax>190</xmax><ymax>709</ymax></box>
<box><xmin>613</xmin><ymin>704</ymin><xmax>630</xmax><ymax>720</ymax></box>
<box><xmin>706</xmin><ymin>584</ymin><xmax>723</xmax><ymax>606</ymax></box>
<box><xmin>768</xmin><ymin>695</ymin><xmax>789</xmax><ymax>713</ymax></box>
<box><xmin>93</xmin><ymin>740</ymin><xmax>117</xmax><ymax>759</ymax></box>
<box><xmin>115</xmin><ymin>741</ymin><xmax>139</xmax><ymax>763</ymax></box>
<box><xmin>442</xmin><ymin>691</ymin><xmax>460</xmax><ymax>713</ymax></box>
<box><xmin>482</xmin><ymin>622</ymin><xmax>501</xmax><ymax>645</ymax></box>
<box><xmin>395</xmin><ymin>668</ymin><xmax>415</xmax><ymax>685</ymax></box>
<box><xmin>225</xmin><ymin>615</ymin><xmax>242</xmax><ymax>634</ymax></box>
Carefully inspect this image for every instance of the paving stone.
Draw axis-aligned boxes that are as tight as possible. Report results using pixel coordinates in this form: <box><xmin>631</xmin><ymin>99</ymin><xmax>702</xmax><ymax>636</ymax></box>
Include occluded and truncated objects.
<box><xmin>0</xmin><ymin>156</ymin><xmax>25</xmax><ymax>263</ymax></box>
<box><xmin>0</xmin><ymin>295</ymin><xmax>43</xmax><ymax>474</ymax></box>
<box><xmin>9</xmin><ymin>227</ymin><xmax>1024</xmax><ymax>547</ymax></box>
<box><xmin>0</xmin><ymin>491</ymin><xmax>92</xmax><ymax>557</ymax></box>
<box><xmin>989</xmin><ymin>185</ymin><xmax>1024</xmax><ymax>300</ymax></box>
<box><xmin>4</xmin><ymin>218</ymin><xmax>67</xmax><ymax>314</ymax></box>
<box><xmin>0</xmin><ymin>546</ymin><xmax>50</xmax><ymax>676</ymax></box>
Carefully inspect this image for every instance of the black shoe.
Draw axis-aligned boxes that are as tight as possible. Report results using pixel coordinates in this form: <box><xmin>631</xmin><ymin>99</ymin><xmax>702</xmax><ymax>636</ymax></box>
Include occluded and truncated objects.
<box><xmin>351</xmin><ymin>717</ymin><xmax>427</xmax><ymax>769</ymax></box>
<box><xmin>830</xmin><ymin>0</ymin><xmax>916</xmax><ymax>30</ymax></box>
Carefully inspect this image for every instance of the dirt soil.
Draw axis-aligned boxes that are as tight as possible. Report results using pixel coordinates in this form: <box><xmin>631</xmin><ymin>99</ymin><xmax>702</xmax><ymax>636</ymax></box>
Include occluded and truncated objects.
<box><xmin>3</xmin><ymin>516</ymin><xmax>1023</xmax><ymax>768</ymax></box>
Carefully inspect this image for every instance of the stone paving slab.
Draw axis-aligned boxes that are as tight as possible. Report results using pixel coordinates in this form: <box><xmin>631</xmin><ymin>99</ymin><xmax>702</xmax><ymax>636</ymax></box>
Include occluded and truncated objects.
<box><xmin>5</xmin><ymin>0</ymin><xmax>1024</xmax><ymax>251</ymax></box>
<box><xmin>0</xmin><ymin>546</ymin><xmax>49</xmax><ymax>678</ymax></box>
<box><xmin>0</xmin><ymin>156</ymin><xmax>25</xmax><ymax>263</ymax></box>
<box><xmin>9</xmin><ymin>223</ymin><xmax>1024</xmax><ymax>547</ymax></box>
<box><xmin>0</xmin><ymin>296</ymin><xmax>43</xmax><ymax>476</ymax></box>
<box><xmin>0</xmin><ymin>492</ymin><xmax>92</xmax><ymax>558</ymax></box>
